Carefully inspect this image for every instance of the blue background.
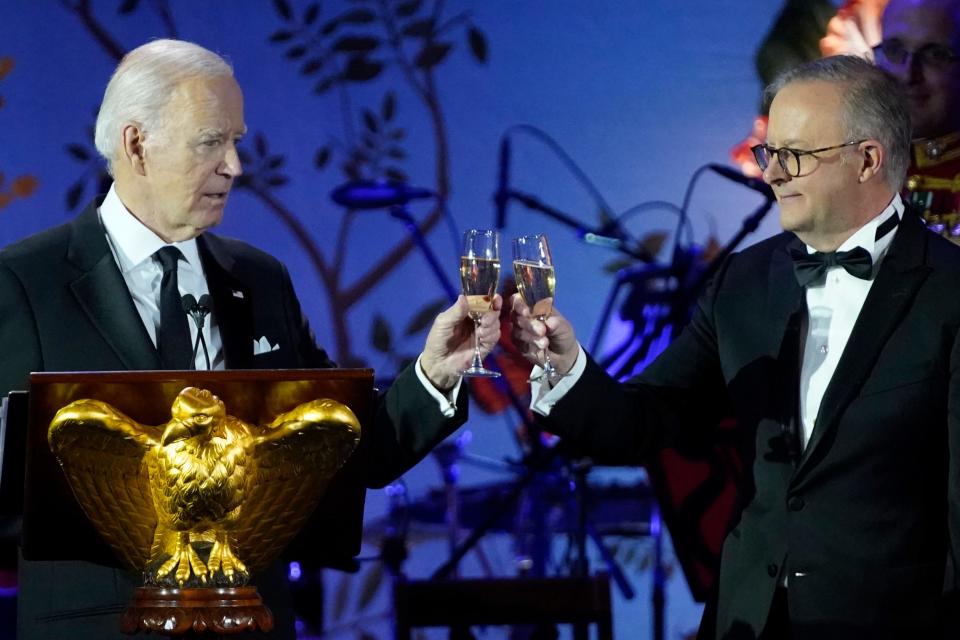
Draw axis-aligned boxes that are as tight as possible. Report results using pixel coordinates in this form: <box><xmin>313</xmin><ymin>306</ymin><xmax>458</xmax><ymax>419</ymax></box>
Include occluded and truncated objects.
<box><xmin>0</xmin><ymin>1</ymin><xmax>813</xmax><ymax>637</ymax></box>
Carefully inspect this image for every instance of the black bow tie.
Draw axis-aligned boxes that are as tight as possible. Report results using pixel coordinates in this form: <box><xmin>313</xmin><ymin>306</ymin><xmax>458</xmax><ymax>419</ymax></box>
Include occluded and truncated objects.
<box><xmin>790</xmin><ymin>246</ymin><xmax>873</xmax><ymax>287</ymax></box>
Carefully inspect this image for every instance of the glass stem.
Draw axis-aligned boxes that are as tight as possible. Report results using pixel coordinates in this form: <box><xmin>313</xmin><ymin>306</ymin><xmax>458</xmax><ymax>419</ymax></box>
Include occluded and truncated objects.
<box><xmin>538</xmin><ymin>315</ymin><xmax>555</xmax><ymax>376</ymax></box>
<box><xmin>471</xmin><ymin>317</ymin><xmax>484</xmax><ymax>368</ymax></box>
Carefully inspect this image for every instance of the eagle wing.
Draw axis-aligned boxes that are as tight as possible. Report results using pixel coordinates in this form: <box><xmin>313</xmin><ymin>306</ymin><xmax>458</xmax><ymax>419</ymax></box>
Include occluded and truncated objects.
<box><xmin>234</xmin><ymin>398</ymin><xmax>361</xmax><ymax>572</ymax></box>
<box><xmin>48</xmin><ymin>399</ymin><xmax>162</xmax><ymax>570</ymax></box>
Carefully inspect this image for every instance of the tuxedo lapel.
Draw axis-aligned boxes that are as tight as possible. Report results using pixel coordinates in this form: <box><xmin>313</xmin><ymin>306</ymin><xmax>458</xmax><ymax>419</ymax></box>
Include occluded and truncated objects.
<box><xmin>766</xmin><ymin>236</ymin><xmax>806</xmax><ymax>339</ymax></box>
<box><xmin>67</xmin><ymin>201</ymin><xmax>161</xmax><ymax>370</ymax></box>
<box><xmin>794</xmin><ymin>213</ymin><xmax>931</xmax><ymax>479</ymax></box>
<box><xmin>767</xmin><ymin>236</ymin><xmax>807</xmax><ymax>464</ymax></box>
<box><xmin>198</xmin><ymin>234</ymin><xmax>253</xmax><ymax>369</ymax></box>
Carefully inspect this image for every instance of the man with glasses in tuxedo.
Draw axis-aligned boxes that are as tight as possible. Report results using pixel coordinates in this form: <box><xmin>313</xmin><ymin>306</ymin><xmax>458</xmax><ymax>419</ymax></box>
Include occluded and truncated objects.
<box><xmin>511</xmin><ymin>55</ymin><xmax>960</xmax><ymax>638</ymax></box>
<box><xmin>874</xmin><ymin>0</ymin><xmax>960</xmax><ymax>239</ymax></box>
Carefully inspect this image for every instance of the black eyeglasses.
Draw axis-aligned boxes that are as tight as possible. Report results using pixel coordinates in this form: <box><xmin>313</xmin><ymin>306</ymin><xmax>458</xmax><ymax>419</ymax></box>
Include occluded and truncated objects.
<box><xmin>751</xmin><ymin>140</ymin><xmax>866</xmax><ymax>177</ymax></box>
<box><xmin>873</xmin><ymin>39</ymin><xmax>959</xmax><ymax>69</ymax></box>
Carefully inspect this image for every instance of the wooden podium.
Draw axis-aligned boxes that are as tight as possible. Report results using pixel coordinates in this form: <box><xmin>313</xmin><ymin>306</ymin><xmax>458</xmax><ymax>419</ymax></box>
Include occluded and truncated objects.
<box><xmin>7</xmin><ymin>368</ymin><xmax>374</xmax><ymax>636</ymax></box>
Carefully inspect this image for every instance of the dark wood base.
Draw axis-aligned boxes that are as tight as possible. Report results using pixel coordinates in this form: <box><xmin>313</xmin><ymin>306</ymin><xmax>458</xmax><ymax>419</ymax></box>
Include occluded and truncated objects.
<box><xmin>120</xmin><ymin>586</ymin><xmax>274</xmax><ymax>636</ymax></box>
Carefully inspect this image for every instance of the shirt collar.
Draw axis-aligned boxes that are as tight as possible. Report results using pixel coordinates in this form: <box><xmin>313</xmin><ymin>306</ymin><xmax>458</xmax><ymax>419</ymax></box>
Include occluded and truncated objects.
<box><xmin>98</xmin><ymin>183</ymin><xmax>203</xmax><ymax>273</ymax></box>
<box><xmin>836</xmin><ymin>192</ymin><xmax>903</xmax><ymax>264</ymax></box>
<box><xmin>805</xmin><ymin>192</ymin><xmax>904</xmax><ymax>266</ymax></box>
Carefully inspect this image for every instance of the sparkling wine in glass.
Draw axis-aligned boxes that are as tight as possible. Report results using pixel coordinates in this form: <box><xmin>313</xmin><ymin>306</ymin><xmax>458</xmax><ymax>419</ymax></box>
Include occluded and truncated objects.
<box><xmin>513</xmin><ymin>234</ymin><xmax>558</xmax><ymax>379</ymax></box>
<box><xmin>459</xmin><ymin>229</ymin><xmax>501</xmax><ymax>378</ymax></box>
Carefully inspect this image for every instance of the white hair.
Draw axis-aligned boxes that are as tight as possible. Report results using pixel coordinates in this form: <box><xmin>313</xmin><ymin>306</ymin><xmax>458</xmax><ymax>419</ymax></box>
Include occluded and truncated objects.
<box><xmin>94</xmin><ymin>39</ymin><xmax>233</xmax><ymax>174</ymax></box>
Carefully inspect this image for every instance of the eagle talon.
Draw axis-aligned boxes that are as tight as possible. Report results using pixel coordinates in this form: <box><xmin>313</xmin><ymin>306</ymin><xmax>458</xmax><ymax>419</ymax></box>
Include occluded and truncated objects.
<box><xmin>207</xmin><ymin>533</ymin><xmax>248</xmax><ymax>584</ymax></box>
<box><xmin>155</xmin><ymin>532</ymin><xmax>208</xmax><ymax>586</ymax></box>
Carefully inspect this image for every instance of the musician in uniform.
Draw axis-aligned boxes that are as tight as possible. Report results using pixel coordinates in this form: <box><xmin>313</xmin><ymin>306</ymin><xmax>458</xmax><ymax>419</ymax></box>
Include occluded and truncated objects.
<box><xmin>875</xmin><ymin>0</ymin><xmax>960</xmax><ymax>237</ymax></box>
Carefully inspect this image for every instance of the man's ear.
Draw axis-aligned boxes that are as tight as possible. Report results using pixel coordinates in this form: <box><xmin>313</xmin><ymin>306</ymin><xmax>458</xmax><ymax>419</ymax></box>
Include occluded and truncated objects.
<box><xmin>121</xmin><ymin>124</ymin><xmax>147</xmax><ymax>176</ymax></box>
<box><xmin>858</xmin><ymin>140</ymin><xmax>884</xmax><ymax>183</ymax></box>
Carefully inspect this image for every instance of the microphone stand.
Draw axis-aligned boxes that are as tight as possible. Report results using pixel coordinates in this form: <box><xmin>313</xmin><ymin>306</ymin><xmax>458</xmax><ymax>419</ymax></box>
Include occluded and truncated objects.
<box><xmin>684</xmin><ymin>197</ymin><xmax>774</xmax><ymax>302</ymax></box>
<box><xmin>501</xmin><ymin>189</ymin><xmax>652</xmax><ymax>262</ymax></box>
<box><xmin>591</xmin><ymin>196</ymin><xmax>774</xmax><ymax>376</ymax></box>
<box><xmin>182</xmin><ymin>295</ymin><xmax>212</xmax><ymax>370</ymax></box>
<box><xmin>388</xmin><ymin>203</ymin><xmax>459</xmax><ymax>303</ymax></box>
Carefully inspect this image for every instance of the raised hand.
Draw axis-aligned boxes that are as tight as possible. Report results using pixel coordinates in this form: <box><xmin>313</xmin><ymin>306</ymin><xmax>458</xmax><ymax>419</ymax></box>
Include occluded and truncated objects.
<box><xmin>421</xmin><ymin>294</ymin><xmax>503</xmax><ymax>391</ymax></box>
<box><xmin>509</xmin><ymin>293</ymin><xmax>579</xmax><ymax>376</ymax></box>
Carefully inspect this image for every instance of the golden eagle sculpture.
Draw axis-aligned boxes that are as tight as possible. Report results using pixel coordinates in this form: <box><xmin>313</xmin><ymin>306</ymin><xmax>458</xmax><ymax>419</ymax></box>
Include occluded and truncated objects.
<box><xmin>47</xmin><ymin>386</ymin><xmax>361</xmax><ymax>588</ymax></box>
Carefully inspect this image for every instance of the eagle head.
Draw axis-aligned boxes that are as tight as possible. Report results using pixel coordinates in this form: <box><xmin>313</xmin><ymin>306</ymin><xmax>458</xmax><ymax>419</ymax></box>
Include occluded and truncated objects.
<box><xmin>161</xmin><ymin>387</ymin><xmax>227</xmax><ymax>446</ymax></box>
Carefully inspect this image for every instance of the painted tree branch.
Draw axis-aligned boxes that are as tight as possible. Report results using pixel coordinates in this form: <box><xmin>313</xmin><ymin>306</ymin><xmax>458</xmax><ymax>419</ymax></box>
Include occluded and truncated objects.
<box><xmin>339</xmin><ymin>5</ymin><xmax>453</xmax><ymax>310</ymax></box>
<box><xmin>241</xmin><ymin>183</ymin><xmax>332</xmax><ymax>283</ymax></box>
<box><xmin>149</xmin><ymin>0</ymin><xmax>179</xmax><ymax>38</ymax></box>
<box><xmin>59</xmin><ymin>0</ymin><xmax>125</xmax><ymax>62</ymax></box>
<box><xmin>340</xmin><ymin>204</ymin><xmax>446</xmax><ymax>309</ymax></box>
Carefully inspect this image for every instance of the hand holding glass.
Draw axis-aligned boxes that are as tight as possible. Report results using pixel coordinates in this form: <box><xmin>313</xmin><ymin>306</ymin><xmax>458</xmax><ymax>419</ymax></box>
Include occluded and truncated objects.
<box><xmin>459</xmin><ymin>229</ymin><xmax>501</xmax><ymax>378</ymax></box>
<box><xmin>513</xmin><ymin>234</ymin><xmax>558</xmax><ymax>379</ymax></box>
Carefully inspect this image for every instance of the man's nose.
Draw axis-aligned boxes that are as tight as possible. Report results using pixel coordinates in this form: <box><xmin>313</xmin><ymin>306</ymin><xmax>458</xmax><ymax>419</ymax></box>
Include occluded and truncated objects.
<box><xmin>906</xmin><ymin>53</ymin><xmax>927</xmax><ymax>84</ymax></box>
<box><xmin>762</xmin><ymin>158</ymin><xmax>787</xmax><ymax>185</ymax></box>
<box><xmin>220</xmin><ymin>145</ymin><xmax>243</xmax><ymax>178</ymax></box>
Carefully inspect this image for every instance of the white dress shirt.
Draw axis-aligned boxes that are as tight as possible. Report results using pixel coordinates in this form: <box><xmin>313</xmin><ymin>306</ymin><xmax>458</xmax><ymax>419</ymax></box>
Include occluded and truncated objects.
<box><xmin>98</xmin><ymin>184</ymin><xmax>460</xmax><ymax>415</ymax></box>
<box><xmin>530</xmin><ymin>193</ymin><xmax>905</xmax><ymax>437</ymax></box>
<box><xmin>98</xmin><ymin>184</ymin><xmax>224</xmax><ymax>370</ymax></box>
<box><xmin>797</xmin><ymin>194</ymin><xmax>902</xmax><ymax>448</ymax></box>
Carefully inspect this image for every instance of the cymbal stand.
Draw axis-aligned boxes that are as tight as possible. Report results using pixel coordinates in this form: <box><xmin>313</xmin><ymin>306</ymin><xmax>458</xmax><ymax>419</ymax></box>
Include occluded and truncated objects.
<box><xmin>431</xmin><ymin>426</ymin><xmax>554</xmax><ymax>581</ymax></box>
<box><xmin>565</xmin><ymin>460</ymin><xmax>635</xmax><ymax>596</ymax></box>
<box><xmin>382</xmin><ymin>481</ymin><xmax>410</xmax><ymax>581</ymax></box>
<box><xmin>432</xmin><ymin>435</ymin><xmax>634</xmax><ymax>600</ymax></box>
<box><xmin>430</xmin><ymin>431</ymin><xmax>479</xmax><ymax>579</ymax></box>
<box><xmin>651</xmin><ymin>503</ymin><xmax>665</xmax><ymax>640</ymax></box>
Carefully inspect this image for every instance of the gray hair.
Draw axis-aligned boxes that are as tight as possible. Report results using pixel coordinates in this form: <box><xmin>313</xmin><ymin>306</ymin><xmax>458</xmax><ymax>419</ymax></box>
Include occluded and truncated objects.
<box><xmin>94</xmin><ymin>39</ymin><xmax>233</xmax><ymax>174</ymax></box>
<box><xmin>763</xmin><ymin>55</ymin><xmax>911</xmax><ymax>189</ymax></box>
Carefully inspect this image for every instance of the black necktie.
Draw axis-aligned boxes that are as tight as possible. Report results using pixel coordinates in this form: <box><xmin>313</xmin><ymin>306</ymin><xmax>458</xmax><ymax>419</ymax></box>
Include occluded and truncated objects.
<box><xmin>155</xmin><ymin>246</ymin><xmax>193</xmax><ymax>369</ymax></box>
<box><xmin>789</xmin><ymin>246</ymin><xmax>873</xmax><ymax>287</ymax></box>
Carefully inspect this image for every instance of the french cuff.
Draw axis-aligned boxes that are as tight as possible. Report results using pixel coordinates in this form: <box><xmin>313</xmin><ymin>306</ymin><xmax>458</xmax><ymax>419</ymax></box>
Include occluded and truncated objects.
<box><xmin>530</xmin><ymin>345</ymin><xmax>587</xmax><ymax>416</ymax></box>
<box><xmin>415</xmin><ymin>354</ymin><xmax>462</xmax><ymax>418</ymax></box>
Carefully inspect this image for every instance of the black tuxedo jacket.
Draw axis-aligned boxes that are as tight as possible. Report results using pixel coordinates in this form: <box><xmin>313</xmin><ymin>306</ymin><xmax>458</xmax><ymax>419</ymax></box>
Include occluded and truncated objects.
<box><xmin>545</xmin><ymin>211</ymin><xmax>960</xmax><ymax>639</ymax></box>
<box><xmin>0</xmin><ymin>199</ymin><xmax>467</xmax><ymax>639</ymax></box>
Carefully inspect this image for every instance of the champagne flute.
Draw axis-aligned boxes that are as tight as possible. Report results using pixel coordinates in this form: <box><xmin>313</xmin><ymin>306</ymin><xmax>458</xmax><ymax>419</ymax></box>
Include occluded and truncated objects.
<box><xmin>513</xmin><ymin>234</ymin><xmax>558</xmax><ymax>379</ymax></box>
<box><xmin>459</xmin><ymin>229</ymin><xmax>501</xmax><ymax>378</ymax></box>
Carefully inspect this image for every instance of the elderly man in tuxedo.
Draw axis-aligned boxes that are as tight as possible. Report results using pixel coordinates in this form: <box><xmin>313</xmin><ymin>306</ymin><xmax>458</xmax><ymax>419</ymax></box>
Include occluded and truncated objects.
<box><xmin>0</xmin><ymin>39</ymin><xmax>500</xmax><ymax>639</ymax></box>
<box><xmin>512</xmin><ymin>55</ymin><xmax>960</xmax><ymax>639</ymax></box>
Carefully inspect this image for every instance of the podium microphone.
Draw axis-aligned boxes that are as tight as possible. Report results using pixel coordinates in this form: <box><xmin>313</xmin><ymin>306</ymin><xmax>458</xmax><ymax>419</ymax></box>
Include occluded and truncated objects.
<box><xmin>708</xmin><ymin>164</ymin><xmax>774</xmax><ymax>200</ymax></box>
<box><xmin>182</xmin><ymin>294</ymin><xmax>212</xmax><ymax>370</ymax></box>
<box><xmin>494</xmin><ymin>137</ymin><xmax>510</xmax><ymax>229</ymax></box>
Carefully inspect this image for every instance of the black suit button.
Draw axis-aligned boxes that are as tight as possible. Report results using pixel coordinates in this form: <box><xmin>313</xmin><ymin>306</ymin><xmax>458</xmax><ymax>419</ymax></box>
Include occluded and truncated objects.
<box><xmin>788</xmin><ymin>496</ymin><xmax>805</xmax><ymax>511</ymax></box>
<box><xmin>767</xmin><ymin>563</ymin><xmax>779</xmax><ymax>578</ymax></box>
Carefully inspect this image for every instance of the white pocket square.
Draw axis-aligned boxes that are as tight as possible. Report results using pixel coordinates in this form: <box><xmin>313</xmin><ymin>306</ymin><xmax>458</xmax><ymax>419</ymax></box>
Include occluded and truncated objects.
<box><xmin>253</xmin><ymin>336</ymin><xmax>280</xmax><ymax>355</ymax></box>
